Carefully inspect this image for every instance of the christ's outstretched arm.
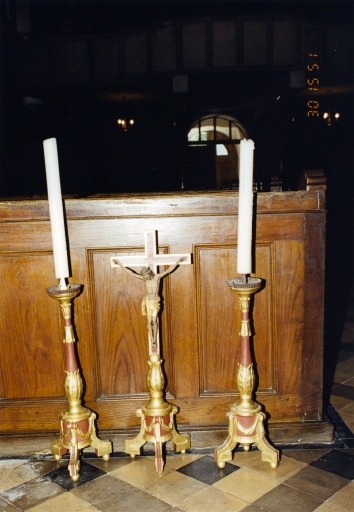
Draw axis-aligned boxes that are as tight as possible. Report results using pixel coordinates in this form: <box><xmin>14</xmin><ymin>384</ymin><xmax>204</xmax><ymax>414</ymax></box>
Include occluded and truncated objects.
<box><xmin>159</xmin><ymin>257</ymin><xmax>186</xmax><ymax>278</ymax></box>
<box><xmin>112</xmin><ymin>259</ymin><xmax>144</xmax><ymax>280</ymax></box>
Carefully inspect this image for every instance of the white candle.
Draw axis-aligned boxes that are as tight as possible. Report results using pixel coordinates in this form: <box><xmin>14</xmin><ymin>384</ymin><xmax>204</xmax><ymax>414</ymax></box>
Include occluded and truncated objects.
<box><xmin>237</xmin><ymin>139</ymin><xmax>255</xmax><ymax>275</ymax></box>
<box><xmin>43</xmin><ymin>138</ymin><xmax>70</xmax><ymax>280</ymax></box>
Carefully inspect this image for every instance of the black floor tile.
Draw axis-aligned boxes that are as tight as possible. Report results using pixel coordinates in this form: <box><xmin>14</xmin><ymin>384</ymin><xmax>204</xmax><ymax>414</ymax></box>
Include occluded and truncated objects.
<box><xmin>339</xmin><ymin>340</ymin><xmax>354</xmax><ymax>352</ymax></box>
<box><xmin>176</xmin><ymin>455</ymin><xmax>239</xmax><ymax>485</ymax></box>
<box><xmin>44</xmin><ymin>459</ymin><xmax>107</xmax><ymax>490</ymax></box>
<box><xmin>310</xmin><ymin>448</ymin><xmax>354</xmax><ymax>480</ymax></box>
<box><xmin>342</xmin><ymin>438</ymin><xmax>354</xmax><ymax>448</ymax></box>
<box><xmin>337</xmin><ymin>447</ymin><xmax>354</xmax><ymax>457</ymax></box>
<box><xmin>331</xmin><ymin>383</ymin><xmax>354</xmax><ymax>400</ymax></box>
<box><xmin>327</xmin><ymin>404</ymin><xmax>345</xmax><ymax>423</ymax></box>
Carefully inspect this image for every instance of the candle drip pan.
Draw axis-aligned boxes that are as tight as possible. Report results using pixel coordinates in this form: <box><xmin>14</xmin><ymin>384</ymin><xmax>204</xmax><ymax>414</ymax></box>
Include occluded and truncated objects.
<box><xmin>227</xmin><ymin>277</ymin><xmax>262</xmax><ymax>290</ymax></box>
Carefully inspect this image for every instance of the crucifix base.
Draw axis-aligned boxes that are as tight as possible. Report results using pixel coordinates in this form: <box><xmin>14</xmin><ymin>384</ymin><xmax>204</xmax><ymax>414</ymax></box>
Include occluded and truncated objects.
<box><xmin>125</xmin><ymin>353</ymin><xmax>191</xmax><ymax>473</ymax></box>
<box><xmin>51</xmin><ymin>410</ymin><xmax>112</xmax><ymax>481</ymax></box>
<box><xmin>125</xmin><ymin>404</ymin><xmax>191</xmax><ymax>473</ymax></box>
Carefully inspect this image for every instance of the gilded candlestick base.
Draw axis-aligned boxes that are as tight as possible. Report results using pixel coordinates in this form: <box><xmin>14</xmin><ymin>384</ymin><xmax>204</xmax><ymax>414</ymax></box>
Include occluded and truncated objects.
<box><xmin>214</xmin><ymin>277</ymin><xmax>279</xmax><ymax>470</ymax></box>
<box><xmin>215</xmin><ymin>409</ymin><xmax>279</xmax><ymax>469</ymax></box>
<box><xmin>125</xmin><ymin>353</ymin><xmax>190</xmax><ymax>473</ymax></box>
<box><xmin>47</xmin><ymin>284</ymin><xmax>112</xmax><ymax>481</ymax></box>
<box><xmin>51</xmin><ymin>410</ymin><xmax>112</xmax><ymax>481</ymax></box>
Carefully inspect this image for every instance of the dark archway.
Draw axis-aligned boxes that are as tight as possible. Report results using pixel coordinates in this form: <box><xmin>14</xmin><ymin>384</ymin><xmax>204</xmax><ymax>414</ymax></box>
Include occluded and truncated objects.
<box><xmin>187</xmin><ymin>115</ymin><xmax>248</xmax><ymax>189</ymax></box>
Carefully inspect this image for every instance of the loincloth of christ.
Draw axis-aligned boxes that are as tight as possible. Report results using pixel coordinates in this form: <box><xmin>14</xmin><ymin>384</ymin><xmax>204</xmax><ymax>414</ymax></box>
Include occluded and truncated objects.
<box><xmin>141</xmin><ymin>297</ymin><xmax>160</xmax><ymax>317</ymax></box>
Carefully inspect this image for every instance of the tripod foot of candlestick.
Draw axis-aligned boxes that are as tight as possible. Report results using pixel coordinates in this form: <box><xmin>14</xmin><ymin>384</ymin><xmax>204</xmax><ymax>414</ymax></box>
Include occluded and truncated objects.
<box><xmin>214</xmin><ymin>410</ymin><xmax>279</xmax><ymax>469</ymax></box>
<box><xmin>51</xmin><ymin>410</ymin><xmax>112</xmax><ymax>482</ymax></box>
<box><xmin>125</xmin><ymin>405</ymin><xmax>191</xmax><ymax>473</ymax></box>
<box><xmin>125</xmin><ymin>353</ymin><xmax>190</xmax><ymax>473</ymax></box>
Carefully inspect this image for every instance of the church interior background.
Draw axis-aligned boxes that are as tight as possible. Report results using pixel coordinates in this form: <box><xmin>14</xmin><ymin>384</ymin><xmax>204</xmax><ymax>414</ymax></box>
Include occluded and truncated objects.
<box><xmin>0</xmin><ymin>1</ymin><xmax>354</xmax><ymax>510</ymax></box>
<box><xmin>1</xmin><ymin>0</ymin><xmax>353</xmax><ymax>198</ymax></box>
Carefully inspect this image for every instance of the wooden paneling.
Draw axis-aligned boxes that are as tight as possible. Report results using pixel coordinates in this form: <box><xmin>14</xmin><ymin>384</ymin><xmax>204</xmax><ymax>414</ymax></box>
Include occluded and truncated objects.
<box><xmin>0</xmin><ymin>251</ymin><xmax>63</xmax><ymax>399</ymax></box>
<box><xmin>90</xmin><ymin>249</ymin><xmax>150</xmax><ymax>397</ymax></box>
<box><xmin>0</xmin><ymin>190</ymin><xmax>331</xmax><ymax>444</ymax></box>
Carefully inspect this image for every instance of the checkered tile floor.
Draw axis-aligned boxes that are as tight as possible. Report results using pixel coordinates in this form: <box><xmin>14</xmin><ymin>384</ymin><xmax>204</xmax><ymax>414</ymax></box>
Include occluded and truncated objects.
<box><xmin>0</xmin><ymin>300</ymin><xmax>353</xmax><ymax>511</ymax></box>
<box><xmin>0</xmin><ymin>441</ymin><xmax>353</xmax><ymax>511</ymax></box>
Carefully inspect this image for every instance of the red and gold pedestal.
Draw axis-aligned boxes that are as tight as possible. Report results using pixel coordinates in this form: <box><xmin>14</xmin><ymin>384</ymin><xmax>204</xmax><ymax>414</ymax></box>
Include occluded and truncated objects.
<box><xmin>125</xmin><ymin>352</ymin><xmax>190</xmax><ymax>473</ymax></box>
<box><xmin>214</xmin><ymin>277</ymin><xmax>279</xmax><ymax>469</ymax></box>
<box><xmin>47</xmin><ymin>284</ymin><xmax>112</xmax><ymax>481</ymax></box>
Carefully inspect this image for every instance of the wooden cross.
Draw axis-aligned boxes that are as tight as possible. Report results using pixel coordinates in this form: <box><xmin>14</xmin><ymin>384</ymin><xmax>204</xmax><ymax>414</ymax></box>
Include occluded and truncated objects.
<box><xmin>111</xmin><ymin>231</ymin><xmax>191</xmax><ymax>273</ymax></box>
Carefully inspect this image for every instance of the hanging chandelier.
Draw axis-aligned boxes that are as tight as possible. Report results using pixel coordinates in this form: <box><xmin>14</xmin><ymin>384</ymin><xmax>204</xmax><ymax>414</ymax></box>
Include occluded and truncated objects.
<box><xmin>117</xmin><ymin>117</ymin><xmax>135</xmax><ymax>131</ymax></box>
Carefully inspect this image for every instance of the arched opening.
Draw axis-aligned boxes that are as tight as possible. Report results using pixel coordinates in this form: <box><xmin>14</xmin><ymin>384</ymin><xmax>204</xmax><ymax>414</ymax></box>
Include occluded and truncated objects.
<box><xmin>187</xmin><ymin>115</ymin><xmax>248</xmax><ymax>190</ymax></box>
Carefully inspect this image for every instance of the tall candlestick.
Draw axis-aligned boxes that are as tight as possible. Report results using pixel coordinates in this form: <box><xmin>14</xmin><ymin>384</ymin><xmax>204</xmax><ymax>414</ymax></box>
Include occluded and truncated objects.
<box><xmin>43</xmin><ymin>138</ymin><xmax>70</xmax><ymax>280</ymax></box>
<box><xmin>237</xmin><ymin>139</ymin><xmax>255</xmax><ymax>275</ymax></box>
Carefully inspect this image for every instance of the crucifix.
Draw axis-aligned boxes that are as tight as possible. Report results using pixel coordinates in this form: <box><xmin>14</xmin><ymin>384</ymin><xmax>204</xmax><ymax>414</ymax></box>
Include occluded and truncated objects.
<box><xmin>111</xmin><ymin>230</ymin><xmax>192</xmax><ymax>472</ymax></box>
<box><xmin>111</xmin><ymin>230</ymin><xmax>191</xmax><ymax>275</ymax></box>
<box><xmin>111</xmin><ymin>230</ymin><xmax>191</xmax><ymax>355</ymax></box>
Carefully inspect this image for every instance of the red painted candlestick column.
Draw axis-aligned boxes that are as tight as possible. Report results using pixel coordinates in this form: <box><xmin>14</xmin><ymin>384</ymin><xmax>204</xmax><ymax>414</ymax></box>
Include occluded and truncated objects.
<box><xmin>47</xmin><ymin>284</ymin><xmax>112</xmax><ymax>482</ymax></box>
<box><xmin>214</xmin><ymin>277</ymin><xmax>279</xmax><ymax>469</ymax></box>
